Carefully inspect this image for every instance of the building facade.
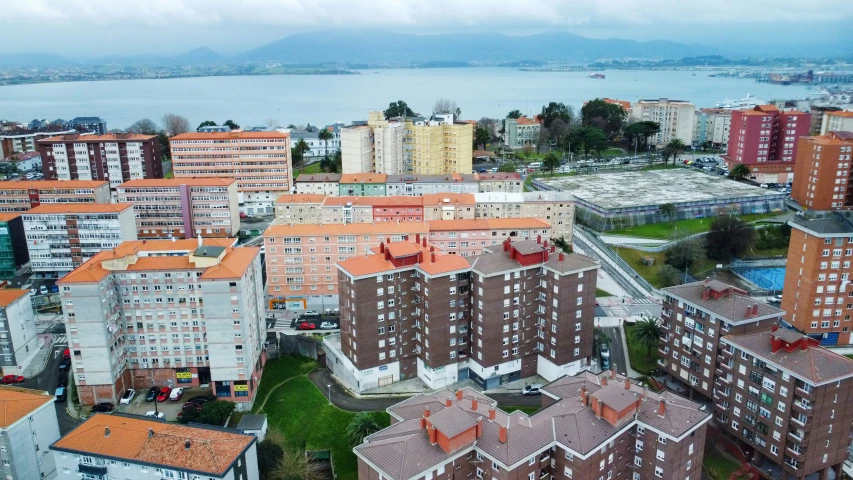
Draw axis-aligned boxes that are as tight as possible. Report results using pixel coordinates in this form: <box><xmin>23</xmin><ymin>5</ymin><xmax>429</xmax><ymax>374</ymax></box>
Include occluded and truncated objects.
<box><xmin>694</xmin><ymin>108</ymin><xmax>732</xmax><ymax>148</ymax></box>
<box><xmin>294</xmin><ymin>173</ymin><xmax>341</xmax><ymax>196</ymax></box>
<box><xmin>473</xmin><ymin>192</ymin><xmax>575</xmax><ymax>240</ymax></box>
<box><xmin>0</xmin><ymin>128</ymin><xmax>77</xmax><ymax>157</ymax></box>
<box><xmin>37</xmin><ymin>134</ymin><xmax>163</xmax><ymax>189</ymax></box>
<box><xmin>503</xmin><ymin>116</ymin><xmax>541</xmax><ymax>148</ymax></box>
<box><xmin>338</xmin><ymin>174</ymin><xmax>387</xmax><ymax>196</ymax></box>
<box><xmin>819</xmin><ymin>111</ymin><xmax>853</xmax><ymax>135</ymax></box>
<box><xmin>341</xmin><ymin>112</ymin><xmax>405</xmax><ymax>175</ymax></box>
<box><xmin>23</xmin><ymin>204</ymin><xmax>138</xmax><ymax>277</ymax></box>
<box><xmin>0</xmin><ymin>387</ymin><xmax>61</xmax><ymax>480</ymax></box>
<box><xmin>791</xmin><ymin>132</ymin><xmax>853</xmax><ymax>210</ymax></box>
<box><xmin>273</xmin><ymin>194</ymin><xmax>325</xmax><ymax>224</ymax></box>
<box><xmin>293</xmin><ymin>172</ymin><xmax>522</xmax><ymax>197</ymax></box>
<box><xmin>0</xmin><ymin>214</ymin><xmax>28</xmax><ymax>279</ymax></box>
<box><xmin>406</xmin><ymin>114</ymin><xmax>473</xmax><ymax>175</ymax></box>
<box><xmin>51</xmin><ymin>414</ymin><xmax>258</xmax><ymax>480</ymax></box>
<box><xmin>57</xmin><ymin>239</ymin><xmax>266</xmax><ymax>409</ymax></box>
<box><xmin>0</xmin><ymin>180</ymin><xmax>111</xmax><ymax>212</ymax></box>
<box><xmin>286</xmin><ymin>124</ymin><xmax>342</xmax><ymax>158</ymax></box>
<box><xmin>116</xmin><ymin>178</ymin><xmax>240</xmax><ymax>239</ymax></box>
<box><xmin>0</xmin><ymin>290</ymin><xmax>38</xmax><ymax>374</ymax></box>
<box><xmin>355</xmin><ymin>377</ymin><xmax>710</xmax><ymax>480</ymax></box>
<box><xmin>631</xmin><ymin>98</ymin><xmax>696</xmax><ymax>147</ymax></box>
<box><xmin>169</xmin><ymin>131</ymin><xmax>292</xmax><ymax>215</ymax></box>
<box><xmin>723</xmin><ymin>105</ymin><xmax>811</xmax><ymax>184</ymax></box>
<box><xmin>659</xmin><ymin>280</ymin><xmax>784</xmax><ymax>400</ymax></box>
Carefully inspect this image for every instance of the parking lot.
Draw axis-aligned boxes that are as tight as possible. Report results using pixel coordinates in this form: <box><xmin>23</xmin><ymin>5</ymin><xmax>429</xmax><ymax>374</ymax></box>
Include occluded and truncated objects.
<box><xmin>115</xmin><ymin>386</ymin><xmax>215</xmax><ymax>421</ymax></box>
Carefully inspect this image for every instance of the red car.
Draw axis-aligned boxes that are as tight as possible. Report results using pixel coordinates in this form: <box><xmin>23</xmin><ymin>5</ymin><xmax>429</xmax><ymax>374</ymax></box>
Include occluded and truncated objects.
<box><xmin>1</xmin><ymin>374</ymin><xmax>25</xmax><ymax>384</ymax></box>
<box><xmin>297</xmin><ymin>322</ymin><xmax>316</xmax><ymax>330</ymax></box>
<box><xmin>156</xmin><ymin>387</ymin><xmax>172</xmax><ymax>402</ymax></box>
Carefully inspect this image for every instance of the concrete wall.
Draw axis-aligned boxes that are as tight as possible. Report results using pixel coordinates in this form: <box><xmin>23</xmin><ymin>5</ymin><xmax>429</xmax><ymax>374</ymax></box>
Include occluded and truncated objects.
<box><xmin>2</xmin><ymin>400</ymin><xmax>60</xmax><ymax>480</ymax></box>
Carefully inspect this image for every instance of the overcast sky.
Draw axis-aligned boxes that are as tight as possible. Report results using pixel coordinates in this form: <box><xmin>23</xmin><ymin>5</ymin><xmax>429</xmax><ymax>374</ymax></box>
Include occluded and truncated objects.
<box><xmin>3</xmin><ymin>0</ymin><xmax>852</xmax><ymax>57</ymax></box>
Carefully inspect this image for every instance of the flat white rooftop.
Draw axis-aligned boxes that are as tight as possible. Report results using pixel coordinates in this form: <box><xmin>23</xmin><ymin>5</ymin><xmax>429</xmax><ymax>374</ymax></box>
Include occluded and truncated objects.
<box><xmin>536</xmin><ymin>169</ymin><xmax>784</xmax><ymax>210</ymax></box>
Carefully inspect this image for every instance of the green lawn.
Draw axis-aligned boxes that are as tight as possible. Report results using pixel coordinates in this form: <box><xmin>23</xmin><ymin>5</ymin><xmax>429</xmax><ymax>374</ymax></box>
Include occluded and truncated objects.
<box><xmin>704</xmin><ymin>450</ymin><xmax>743</xmax><ymax>480</ymax></box>
<box><xmin>608</xmin><ymin>212</ymin><xmax>782</xmax><ymax>240</ymax></box>
<box><xmin>254</xmin><ymin>356</ymin><xmax>390</xmax><ymax>480</ymax></box>
<box><xmin>164</xmin><ymin>171</ymin><xmax>174</xmax><ymax>179</ymax></box>
<box><xmin>623</xmin><ymin>323</ymin><xmax>659</xmax><ymax>375</ymax></box>
<box><xmin>501</xmin><ymin>406</ymin><xmax>540</xmax><ymax>416</ymax></box>
<box><xmin>741</xmin><ymin>246</ymin><xmax>789</xmax><ymax>259</ymax></box>
<box><xmin>613</xmin><ymin>247</ymin><xmax>718</xmax><ymax>288</ymax></box>
<box><xmin>596</xmin><ymin>288</ymin><xmax>614</xmax><ymax>297</ymax></box>
<box><xmin>293</xmin><ymin>162</ymin><xmax>324</xmax><ymax>177</ymax></box>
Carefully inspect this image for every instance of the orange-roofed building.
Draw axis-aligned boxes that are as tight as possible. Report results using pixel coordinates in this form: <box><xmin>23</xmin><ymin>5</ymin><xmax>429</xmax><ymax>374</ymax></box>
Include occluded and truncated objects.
<box><xmin>504</xmin><ymin>115</ymin><xmax>542</xmax><ymax>148</ymax></box>
<box><xmin>50</xmin><ymin>413</ymin><xmax>257</xmax><ymax>479</ymax></box>
<box><xmin>584</xmin><ymin>97</ymin><xmax>631</xmax><ymax>111</ymax></box>
<box><xmin>338</xmin><ymin>173</ymin><xmax>388</xmax><ymax>196</ymax></box>
<box><xmin>169</xmin><ymin>131</ymin><xmax>291</xmax><ymax>215</ymax></box>
<box><xmin>0</xmin><ymin>180</ymin><xmax>111</xmax><ymax>213</ymax></box>
<box><xmin>820</xmin><ymin>110</ymin><xmax>853</xmax><ymax>135</ymax></box>
<box><xmin>329</xmin><ymin>235</ymin><xmax>600</xmax><ymax>393</ymax></box>
<box><xmin>117</xmin><ymin>178</ymin><xmax>240</xmax><ymax>239</ymax></box>
<box><xmin>0</xmin><ymin>386</ymin><xmax>60</xmax><ymax>480</ymax></box>
<box><xmin>57</xmin><ymin>238</ymin><xmax>266</xmax><ymax>409</ymax></box>
<box><xmin>23</xmin><ymin>203</ymin><xmax>137</xmax><ymax>276</ymax></box>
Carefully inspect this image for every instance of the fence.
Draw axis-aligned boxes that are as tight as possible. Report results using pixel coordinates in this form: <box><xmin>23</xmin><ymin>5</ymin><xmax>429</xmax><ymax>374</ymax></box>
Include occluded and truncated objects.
<box><xmin>574</xmin><ymin>225</ymin><xmax>656</xmax><ymax>296</ymax></box>
<box><xmin>729</xmin><ymin>258</ymin><xmax>787</xmax><ymax>295</ymax></box>
<box><xmin>278</xmin><ymin>335</ymin><xmax>323</xmax><ymax>360</ymax></box>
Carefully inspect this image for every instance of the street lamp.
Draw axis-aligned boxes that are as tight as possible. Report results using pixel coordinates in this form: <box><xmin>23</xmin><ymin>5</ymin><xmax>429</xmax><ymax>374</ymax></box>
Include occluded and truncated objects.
<box><xmin>327</xmin><ymin>384</ymin><xmax>332</xmax><ymax>405</ymax></box>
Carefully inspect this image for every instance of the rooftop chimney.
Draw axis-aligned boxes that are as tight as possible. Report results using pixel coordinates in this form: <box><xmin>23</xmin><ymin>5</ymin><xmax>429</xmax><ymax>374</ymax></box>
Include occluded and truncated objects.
<box><xmin>543</xmin><ymin>240</ymin><xmax>549</xmax><ymax>250</ymax></box>
<box><xmin>551</xmin><ymin>245</ymin><xmax>556</xmax><ymax>253</ymax></box>
<box><xmin>611</xmin><ymin>367</ymin><xmax>616</xmax><ymax>379</ymax></box>
<box><xmin>415</xmin><ymin>233</ymin><xmax>421</xmax><ymax>244</ymax></box>
<box><xmin>431</xmin><ymin>253</ymin><xmax>436</xmax><ymax>263</ymax></box>
<box><xmin>489</xmin><ymin>408</ymin><xmax>496</xmax><ymax>420</ymax></box>
<box><xmin>476</xmin><ymin>417</ymin><xmax>483</xmax><ymax>438</ymax></box>
<box><xmin>386</xmin><ymin>238</ymin><xmax>390</xmax><ymax>244</ymax></box>
<box><xmin>422</xmin><ymin>237</ymin><xmax>427</xmax><ymax>247</ymax></box>
<box><xmin>105</xmin><ymin>427</ymin><xmax>110</xmax><ymax>437</ymax></box>
<box><xmin>601</xmin><ymin>376</ymin><xmax>608</xmax><ymax>387</ymax></box>
<box><xmin>385</xmin><ymin>248</ymin><xmax>391</xmax><ymax>261</ymax></box>
<box><xmin>424</xmin><ymin>407</ymin><xmax>431</xmax><ymax>418</ymax></box>
<box><xmin>184</xmin><ymin>439</ymin><xmax>191</xmax><ymax>450</ymax></box>
<box><xmin>702</xmin><ymin>286</ymin><xmax>710</xmax><ymax>300</ymax></box>
<box><xmin>543</xmin><ymin>249</ymin><xmax>549</xmax><ymax>262</ymax></box>
<box><xmin>379</xmin><ymin>242</ymin><xmax>385</xmax><ymax>253</ymax></box>
<box><xmin>148</xmin><ymin>428</ymin><xmax>154</xmax><ymax>438</ymax></box>
<box><xmin>197</xmin><ymin>234</ymin><xmax>202</xmax><ymax>248</ymax></box>
<box><xmin>471</xmin><ymin>398</ymin><xmax>478</xmax><ymax>410</ymax></box>
<box><xmin>446</xmin><ymin>397</ymin><xmax>452</xmax><ymax>407</ymax></box>
<box><xmin>580</xmin><ymin>385</ymin><xmax>587</xmax><ymax>406</ymax></box>
<box><xmin>558</xmin><ymin>253</ymin><xmax>565</xmax><ymax>261</ymax></box>
<box><xmin>624</xmin><ymin>379</ymin><xmax>631</xmax><ymax>390</ymax></box>
<box><xmin>658</xmin><ymin>399</ymin><xmax>666</xmax><ymax>416</ymax></box>
<box><xmin>745</xmin><ymin>305</ymin><xmax>753</xmax><ymax>319</ymax></box>
<box><xmin>771</xmin><ymin>324</ymin><xmax>779</xmax><ymax>333</ymax></box>
<box><xmin>499</xmin><ymin>425</ymin><xmax>507</xmax><ymax>443</ymax></box>
<box><xmin>752</xmin><ymin>304</ymin><xmax>759</xmax><ymax>316</ymax></box>
<box><xmin>536</xmin><ymin>235</ymin><xmax>542</xmax><ymax>244</ymax></box>
<box><xmin>428</xmin><ymin>426</ymin><xmax>437</xmax><ymax>444</ymax></box>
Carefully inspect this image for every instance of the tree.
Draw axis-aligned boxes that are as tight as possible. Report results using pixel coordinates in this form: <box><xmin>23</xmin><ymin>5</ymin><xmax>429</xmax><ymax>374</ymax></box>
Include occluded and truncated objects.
<box><xmin>434</xmin><ymin>98</ymin><xmax>460</xmax><ymax>117</ymax></box>
<box><xmin>291</xmin><ymin>138</ymin><xmax>310</xmax><ymax>170</ymax></box>
<box><xmin>128</xmin><ymin>118</ymin><xmax>158</xmax><ymax>135</ymax></box>
<box><xmin>543</xmin><ymin>152</ymin><xmax>560</xmax><ymax>175</ymax></box>
<box><xmin>317</xmin><ymin>128</ymin><xmax>334</xmax><ymax>161</ymax></box>
<box><xmin>660</xmin><ymin>203</ymin><xmax>677</xmax><ymax>222</ymax></box>
<box><xmin>498</xmin><ymin>162</ymin><xmax>517</xmax><ymax>173</ymax></box>
<box><xmin>574</xmin><ymin>126</ymin><xmax>608</xmax><ymax>157</ymax></box>
<box><xmin>157</xmin><ymin>132</ymin><xmax>171</xmax><ymax>160</ymax></box>
<box><xmin>507</xmin><ymin>110</ymin><xmax>522</xmax><ymax>119</ymax></box>
<box><xmin>161</xmin><ymin>113</ymin><xmax>190</xmax><ymax>136</ymax></box>
<box><xmin>664</xmin><ymin>138</ymin><xmax>687</xmax><ymax>165</ymax></box>
<box><xmin>330</xmin><ymin>150</ymin><xmax>342</xmax><ymax>173</ymax></box>
<box><xmin>631</xmin><ymin>316</ymin><xmax>662</xmax><ymax>360</ymax></box>
<box><xmin>223</xmin><ymin>120</ymin><xmax>240</xmax><ymax>130</ymax></box>
<box><xmin>197</xmin><ymin>120</ymin><xmax>217</xmax><ymax>131</ymax></box>
<box><xmin>258</xmin><ymin>439</ymin><xmax>285</xmax><ymax>480</ymax></box>
<box><xmin>581</xmin><ymin>99</ymin><xmax>627</xmax><ymax>140</ymax></box>
<box><xmin>546</xmin><ymin>118</ymin><xmax>570</xmax><ymax>146</ymax></box>
<box><xmin>623</xmin><ymin>121</ymin><xmax>660</xmax><ymax>152</ymax></box>
<box><xmin>551</xmin><ymin>236</ymin><xmax>573</xmax><ymax>253</ymax></box>
<box><xmin>384</xmin><ymin>100</ymin><xmax>416</xmax><ymax>119</ymax></box>
<box><xmin>535</xmin><ymin>125</ymin><xmax>549</xmax><ymax>154</ymax></box>
<box><xmin>473</xmin><ymin>127</ymin><xmax>490</xmax><ymax>150</ymax></box>
<box><xmin>665</xmin><ymin>237</ymin><xmax>706</xmax><ymax>271</ymax></box>
<box><xmin>347</xmin><ymin>412</ymin><xmax>383</xmax><ymax>447</ymax></box>
<box><xmin>179</xmin><ymin>400</ymin><xmax>235</xmax><ymax>427</ymax></box>
<box><xmin>539</xmin><ymin>102</ymin><xmax>573</xmax><ymax>128</ymax></box>
<box><xmin>477</xmin><ymin>118</ymin><xmax>499</xmax><ymax>142</ymax></box>
<box><xmin>657</xmin><ymin>265</ymin><xmax>682</xmax><ymax>287</ymax></box>
<box><xmin>706</xmin><ymin>216</ymin><xmax>755</xmax><ymax>261</ymax></box>
<box><xmin>272</xmin><ymin>449</ymin><xmax>324</xmax><ymax>480</ymax></box>
<box><xmin>521</xmin><ymin>144</ymin><xmax>534</xmax><ymax>159</ymax></box>
<box><xmin>729</xmin><ymin>163</ymin><xmax>751</xmax><ymax>180</ymax></box>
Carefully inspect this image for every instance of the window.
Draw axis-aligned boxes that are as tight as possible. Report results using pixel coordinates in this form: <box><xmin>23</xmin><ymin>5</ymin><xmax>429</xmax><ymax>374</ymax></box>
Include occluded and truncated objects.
<box><xmin>655</xmin><ymin>466</ymin><xmax>663</xmax><ymax>478</ymax></box>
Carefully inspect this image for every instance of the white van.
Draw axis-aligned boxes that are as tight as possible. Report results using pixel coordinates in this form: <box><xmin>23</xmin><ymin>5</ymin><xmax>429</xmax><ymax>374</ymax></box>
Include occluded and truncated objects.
<box><xmin>528</xmin><ymin>162</ymin><xmax>542</xmax><ymax>170</ymax></box>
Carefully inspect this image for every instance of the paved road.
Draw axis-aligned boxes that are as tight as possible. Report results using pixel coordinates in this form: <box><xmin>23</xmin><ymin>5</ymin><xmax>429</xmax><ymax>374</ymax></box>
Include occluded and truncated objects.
<box><xmin>600</xmin><ymin>326</ymin><xmax>630</xmax><ymax>378</ymax></box>
<box><xmin>308</xmin><ymin>368</ymin><xmax>541</xmax><ymax>413</ymax></box>
<box><xmin>573</xmin><ymin>232</ymin><xmax>647</xmax><ymax>299</ymax></box>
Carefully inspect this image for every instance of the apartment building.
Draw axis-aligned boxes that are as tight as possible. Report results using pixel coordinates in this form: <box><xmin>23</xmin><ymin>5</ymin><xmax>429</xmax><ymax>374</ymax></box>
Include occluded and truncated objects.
<box><xmin>57</xmin><ymin>238</ymin><xmax>266</xmax><ymax>409</ymax></box>
<box><xmin>169</xmin><ymin>131</ymin><xmax>292</xmax><ymax>215</ymax></box>
<box><xmin>503</xmin><ymin>115</ymin><xmax>541</xmax><ymax>148</ymax></box>
<box><xmin>426</xmin><ymin>218</ymin><xmax>553</xmax><ymax>258</ymax></box>
<box><xmin>117</xmin><ymin>178</ymin><xmax>240</xmax><ymax>239</ymax></box>
<box><xmin>0</xmin><ymin>290</ymin><xmax>38</xmax><ymax>374</ymax></box>
<box><xmin>294</xmin><ymin>173</ymin><xmax>341</xmax><ymax>196</ymax></box>
<box><xmin>631</xmin><ymin>98</ymin><xmax>696</xmax><ymax>147</ymax></box>
<box><xmin>318</xmin><ymin>194</ymin><xmax>475</xmax><ymax>225</ymax></box>
<box><xmin>791</xmin><ymin>132</ymin><xmax>853</xmax><ymax>210</ymax></box>
<box><xmin>273</xmin><ymin>194</ymin><xmax>325</xmax><ymax>224</ymax></box>
<box><xmin>386</xmin><ymin>174</ymin><xmax>478</xmax><ymax>195</ymax></box>
<box><xmin>37</xmin><ymin>134</ymin><xmax>163</xmax><ymax>189</ymax></box>
<box><xmin>341</xmin><ymin>112</ymin><xmax>405</xmax><ymax>174</ymax></box>
<box><xmin>473</xmin><ymin>192</ymin><xmax>575</xmax><ymax>240</ymax></box>
<box><xmin>0</xmin><ymin>387</ymin><xmax>61</xmax><ymax>480</ymax></box>
<box><xmin>23</xmin><ymin>204</ymin><xmax>137</xmax><ymax>277</ymax></box>
<box><xmin>659</xmin><ymin>280</ymin><xmax>785</xmax><ymax>400</ymax></box>
<box><xmin>355</xmin><ymin>375</ymin><xmax>710</xmax><ymax>480</ymax></box>
<box><xmin>475</xmin><ymin>172</ymin><xmax>523</xmax><ymax>193</ymax></box>
<box><xmin>327</xmin><ymin>236</ymin><xmax>598</xmax><ymax>392</ymax></box>
<box><xmin>715</xmin><ymin>327</ymin><xmax>853</xmax><ymax>479</ymax></box>
<box><xmin>406</xmin><ymin>114</ymin><xmax>474</xmax><ymax>175</ymax></box>
<box><xmin>0</xmin><ymin>127</ymin><xmax>76</xmax><ymax>157</ymax></box>
<box><xmin>694</xmin><ymin>108</ymin><xmax>732</xmax><ymax>148</ymax></box>
<box><xmin>723</xmin><ymin>105</ymin><xmax>811</xmax><ymax>184</ymax></box>
<box><xmin>0</xmin><ymin>213</ymin><xmax>28</xmax><ymax>279</ymax></box>
<box><xmin>286</xmin><ymin>124</ymin><xmax>342</xmax><ymax>158</ymax></box>
<box><xmin>0</xmin><ymin>180</ymin><xmax>111</xmax><ymax>212</ymax></box>
<box><xmin>51</xmin><ymin>414</ymin><xmax>258</xmax><ymax>480</ymax></box>
<box><xmin>819</xmin><ymin>111</ymin><xmax>853</xmax><ymax>135</ymax></box>
<box><xmin>339</xmin><ymin>174</ymin><xmax>387</xmax><ymax>196</ymax></box>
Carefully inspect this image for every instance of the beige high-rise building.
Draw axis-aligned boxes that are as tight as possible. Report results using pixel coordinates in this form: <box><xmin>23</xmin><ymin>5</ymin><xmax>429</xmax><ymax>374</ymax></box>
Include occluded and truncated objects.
<box><xmin>406</xmin><ymin>114</ymin><xmax>473</xmax><ymax>174</ymax></box>
<box><xmin>341</xmin><ymin>111</ymin><xmax>405</xmax><ymax>174</ymax></box>
<box><xmin>631</xmin><ymin>98</ymin><xmax>696</xmax><ymax>147</ymax></box>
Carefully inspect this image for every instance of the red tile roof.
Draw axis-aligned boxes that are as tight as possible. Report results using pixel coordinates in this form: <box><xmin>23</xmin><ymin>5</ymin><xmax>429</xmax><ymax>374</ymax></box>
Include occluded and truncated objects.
<box><xmin>0</xmin><ymin>387</ymin><xmax>54</xmax><ymax>428</ymax></box>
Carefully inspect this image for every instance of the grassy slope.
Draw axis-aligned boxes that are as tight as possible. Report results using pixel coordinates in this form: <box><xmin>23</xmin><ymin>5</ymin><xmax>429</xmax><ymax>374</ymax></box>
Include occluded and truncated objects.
<box><xmin>623</xmin><ymin>323</ymin><xmax>659</xmax><ymax>375</ymax></box>
<box><xmin>608</xmin><ymin>212</ymin><xmax>781</xmax><ymax>240</ymax></box>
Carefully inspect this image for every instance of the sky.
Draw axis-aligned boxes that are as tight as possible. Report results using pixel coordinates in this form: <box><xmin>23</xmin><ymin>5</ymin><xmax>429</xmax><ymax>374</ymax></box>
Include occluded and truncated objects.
<box><xmin>2</xmin><ymin>0</ymin><xmax>852</xmax><ymax>57</ymax></box>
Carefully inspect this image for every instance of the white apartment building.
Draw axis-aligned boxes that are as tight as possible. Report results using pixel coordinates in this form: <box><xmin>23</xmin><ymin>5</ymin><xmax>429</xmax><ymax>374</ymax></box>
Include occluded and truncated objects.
<box><xmin>284</xmin><ymin>124</ymin><xmax>343</xmax><ymax>158</ymax></box>
<box><xmin>22</xmin><ymin>204</ymin><xmax>137</xmax><ymax>277</ymax></box>
<box><xmin>0</xmin><ymin>387</ymin><xmax>61</xmax><ymax>480</ymax></box>
<box><xmin>694</xmin><ymin>108</ymin><xmax>733</xmax><ymax>148</ymax></box>
<box><xmin>341</xmin><ymin>112</ymin><xmax>405</xmax><ymax>174</ymax></box>
<box><xmin>0</xmin><ymin>290</ymin><xmax>38</xmax><ymax>373</ymax></box>
<box><xmin>631</xmin><ymin>98</ymin><xmax>696</xmax><ymax>147</ymax></box>
<box><xmin>821</xmin><ymin>111</ymin><xmax>853</xmax><ymax>135</ymax></box>
<box><xmin>473</xmin><ymin>191</ymin><xmax>575</xmax><ymax>240</ymax></box>
<box><xmin>57</xmin><ymin>239</ymin><xmax>266</xmax><ymax>410</ymax></box>
<box><xmin>50</xmin><ymin>414</ymin><xmax>258</xmax><ymax>480</ymax></box>
<box><xmin>294</xmin><ymin>173</ymin><xmax>341</xmax><ymax>196</ymax></box>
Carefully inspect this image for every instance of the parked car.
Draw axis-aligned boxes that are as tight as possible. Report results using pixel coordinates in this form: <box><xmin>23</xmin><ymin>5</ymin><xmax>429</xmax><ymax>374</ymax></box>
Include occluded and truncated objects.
<box><xmin>521</xmin><ymin>384</ymin><xmax>543</xmax><ymax>395</ymax></box>
<box><xmin>169</xmin><ymin>387</ymin><xmax>185</xmax><ymax>401</ymax></box>
<box><xmin>319</xmin><ymin>321</ymin><xmax>338</xmax><ymax>330</ymax></box>
<box><xmin>54</xmin><ymin>387</ymin><xmax>66</xmax><ymax>402</ymax></box>
<box><xmin>119</xmin><ymin>389</ymin><xmax>136</xmax><ymax>405</ymax></box>
<box><xmin>39</xmin><ymin>285</ymin><xmax>48</xmax><ymax>295</ymax></box>
<box><xmin>156</xmin><ymin>387</ymin><xmax>172</xmax><ymax>402</ymax></box>
<box><xmin>1</xmin><ymin>374</ymin><xmax>25</xmax><ymax>384</ymax></box>
<box><xmin>91</xmin><ymin>402</ymin><xmax>114</xmax><ymax>413</ymax></box>
<box><xmin>298</xmin><ymin>322</ymin><xmax>316</xmax><ymax>330</ymax></box>
<box><xmin>29</xmin><ymin>288</ymin><xmax>37</xmax><ymax>296</ymax></box>
<box><xmin>600</xmin><ymin>343</ymin><xmax>611</xmax><ymax>370</ymax></box>
<box><xmin>302</xmin><ymin>310</ymin><xmax>319</xmax><ymax>317</ymax></box>
<box><xmin>63</xmin><ymin>348</ymin><xmax>70</xmax><ymax>359</ymax></box>
<box><xmin>145</xmin><ymin>411</ymin><xmax>165</xmax><ymax>419</ymax></box>
<box><xmin>145</xmin><ymin>386</ymin><xmax>160</xmax><ymax>402</ymax></box>
<box><xmin>58</xmin><ymin>358</ymin><xmax>71</xmax><ymax>371</ymax></box>
<box><xmin>57</xmin><ymin>373</ymin><xmax>68</xmax><ymax>387</ymax></box>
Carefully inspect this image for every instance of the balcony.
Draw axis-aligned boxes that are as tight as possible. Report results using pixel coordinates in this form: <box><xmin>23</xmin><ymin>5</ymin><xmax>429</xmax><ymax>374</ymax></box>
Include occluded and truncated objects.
<box><xmin>785</xmin><ymin>446</ymin><xmax>804</xmax><ymax>462</ymax></box>
<box><xmin>791</xmin><ymin>400</ymin><xmax>811</xmax><ymax>415</ymax></box>
<box><xmin>795</xmin><ymin>386</ymin><xmax>814</xmax><ymax>400</ymax></box>
<box><xmin>661</xmin><ymin>322</ymin><xmax>670</xmax><ymax>330</ymax></box>
<box><xmin>78</xmin><ymin>464</ymin><xmax>107</xmax><ymax>476</ymax></box>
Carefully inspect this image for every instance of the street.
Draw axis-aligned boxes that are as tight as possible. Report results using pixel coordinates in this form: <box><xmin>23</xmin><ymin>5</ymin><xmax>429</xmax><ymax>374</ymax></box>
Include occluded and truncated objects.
<box><xmin>599</xmin><ymin>326</ymin><xmax>631</xmax><ymax>378</ymax></box>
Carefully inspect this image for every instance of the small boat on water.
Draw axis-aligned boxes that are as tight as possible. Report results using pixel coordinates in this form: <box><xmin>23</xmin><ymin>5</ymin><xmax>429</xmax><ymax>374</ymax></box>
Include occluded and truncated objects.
<box><xmin>589</xmin><ymin>73</ymin><xmax>606</xmax><ymax>79</ymax></box>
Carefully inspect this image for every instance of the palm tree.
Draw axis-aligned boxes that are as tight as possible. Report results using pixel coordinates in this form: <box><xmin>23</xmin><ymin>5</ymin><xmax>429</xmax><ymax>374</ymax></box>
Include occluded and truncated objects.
<box><xmin>542</xmin><ymin>152</ymin><xmax>560</xmax><ymax>175</ymax></box>
<box><xmin>271</xmin><ymin>449</ymin><xmax>324</xmax><ymax>480</ymax></box>
<box><xmin>664</xmin><ymin>138</ymin><xmax>686</xmax><ymax>165</ymax></box>
<box><xmin>630</xmin><ymin>316</ymin><xmax>662</xmax><ymax>360</ymax></box>
<box><xmin>317</xmin><ymin>128</ymin><xmax>334</xmax><ymax>162</ymax></box>
<box><xmin>729</xmin><ymin>163</ymin><xmax>751</xmax><ymax>180</ymax></box>
<box><xmin>347</xmin><ymin>412</ymin><xmax>382</xmax><ymax>447</ymax></box>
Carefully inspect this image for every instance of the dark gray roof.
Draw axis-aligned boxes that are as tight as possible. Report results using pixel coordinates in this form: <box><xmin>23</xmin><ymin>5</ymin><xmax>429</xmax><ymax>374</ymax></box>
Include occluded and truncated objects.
<box><xmin>664</xmin><ymin>280</ymin><xmax>784</xmax><ymax>324</ymax></box>
<box><xmin>235</xmin><ymin>414</ymin><xmax>266</xmax><ymax>431</ymax></box>
<box><xmin>295</xmin><ymin>173</ymin><xmax>341</xmax><ymax>183</ymax></box>
<box><xmin>469</xmin><ymin>245</ymin><xmax>597</xmax><ymax>277</ymax></box>
<box><xmin>511</xmin><ymin>240</ymin><xmax>545</xmax><ymax>255</ymax></box>
<box><xmin>789</xmin><ymin>217</ymin><xmax>853</xmax><ymax>235</ymax></box>
<box><xmin>385</xmin><ymin>174</ymin><xmax>477</xmax><ymax>183</ymax></box>
<box><xmin>591</xmin><ymin>384</ymin><xmax>641</xmax><ymax>412</ymax></box>
<box><xmin>193</xmin><ymin>246</ymin><xmax>225</xmax><ymax>258</ymax></box>
<box><xmin>427</xmin><ymin>405</ymin><xmax>478</xmax><ymax>438</ymax></box>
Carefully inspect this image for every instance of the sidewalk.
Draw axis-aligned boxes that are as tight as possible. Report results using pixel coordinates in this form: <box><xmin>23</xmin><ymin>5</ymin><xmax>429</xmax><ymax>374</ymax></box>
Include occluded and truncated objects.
<box><xmin>21</xmin><ymin>337</ymin><xmax>50</xmax><ymax>378</ymax></box>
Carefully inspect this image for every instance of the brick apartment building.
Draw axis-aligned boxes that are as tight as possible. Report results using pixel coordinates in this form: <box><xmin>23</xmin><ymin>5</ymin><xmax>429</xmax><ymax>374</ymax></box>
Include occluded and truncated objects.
<box><xmin>782</xmin><ymin>212</ymin><xmax>853</xmax><ymax>346</ymax></box>
<box><xmin>116</xmin><ymin>178</ymin><xmax>240</xmax><ymax>239</ymax></box>
<box><xmin>790</xmin><ymin>132</ymin><xmax>853</xmax><ymax>211</ymax></box>
<box><xmin>22</xmin><ymin>203</ymin><xmax>138</xmax><ymax>277</ymax></box>
<box><xmin>723</xmin><ymin>105</ymin><xmax>811</xmax><ymax>184</ymax></box>
<box><xmin>326</xmin><ymin>236</ymin><xmax>599</xmax><ymax>392</ymax></box>
<box><xmin>57</xmin><ymin>239</ymin><xmax>266</xmax><ymax>410</ymax></box>
<box><xmin>659</xmin><ymin>280</ymin><xmax>784</xmax><ymax>400</ymax></box>
<box><xmin>169</xmin><ymin>131</ymin><xmax>292</xmax><ymax>215</ymax></box>
<box><xmin>37</xmin><ymin>134</ymin><xmax>163</xmax><ymax>189</ymax></box>
<box><xmin>0</xmin><ymin>180</ymin><xmax>110</xmax><ymax>212</ymax></box>
<box><xmin>715</xmin><ymin>327</ymin><xmax>853</xmax><ymax>479</ymax></box>
<box><xmin>355</xmin><ymin>376</ymin><xmax>710</xmax><ymax>480</ymax></box>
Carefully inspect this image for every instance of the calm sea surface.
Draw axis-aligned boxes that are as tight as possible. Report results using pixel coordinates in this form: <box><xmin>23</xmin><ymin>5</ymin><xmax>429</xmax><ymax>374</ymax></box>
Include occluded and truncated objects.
<box><xmin>0</xmin><ymin>68</ymin><xmax>818</xmax><ymax>129</ymax></box>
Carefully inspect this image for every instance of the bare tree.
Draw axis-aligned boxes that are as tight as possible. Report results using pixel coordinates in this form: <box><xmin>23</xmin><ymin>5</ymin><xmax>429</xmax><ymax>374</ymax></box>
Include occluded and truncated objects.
<box><xmin>161</xmin><ymin>113</ymin><xmax>191</xmax><ymax>136</ymax></box>
<box><xmin>127</xmin><ymin>118</ymin><xmax>158</xmax><ymax>135</ymax></box>
<box><xmin>265</xmin><ymin>118</ymin><xmax>281</xmax><ymax>130</ymax></box>
<box><xmin>434</xmin><ymin>98</ymin><xmax>460</xmax><ymax>117</ymax></box>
